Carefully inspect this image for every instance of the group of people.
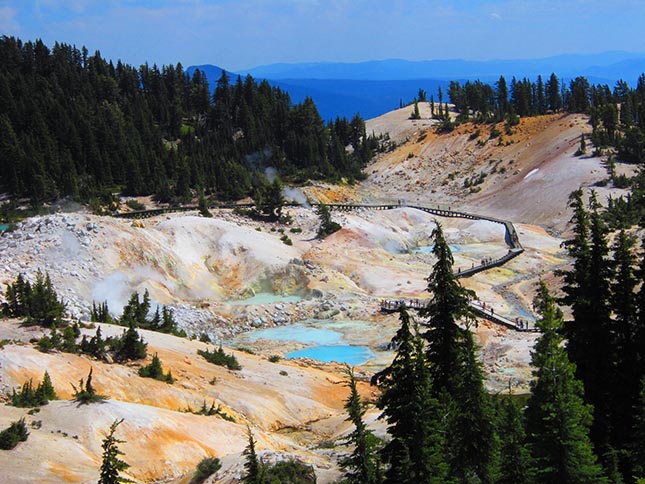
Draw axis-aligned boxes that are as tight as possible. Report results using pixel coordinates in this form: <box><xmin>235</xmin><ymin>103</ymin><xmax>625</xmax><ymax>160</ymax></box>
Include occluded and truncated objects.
<box><xmin>515</xmin><ymin>317</ymin><xmax>530</xmax><ymax>330</ymax></box>
<box><xmin>380</xmin><ymin>299</ymin><xmax>426</xmax><ymax>311</ymax></box>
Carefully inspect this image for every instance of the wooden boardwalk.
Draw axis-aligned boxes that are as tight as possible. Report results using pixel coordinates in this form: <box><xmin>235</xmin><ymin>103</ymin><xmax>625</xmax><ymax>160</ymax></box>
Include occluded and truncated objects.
<box><xmin>380</xmin><ymin>299</ymin><xmax>537</xmax><ymax>332</ymax></box>
<box><xmin>111</xmin><ymin>200</ymin><xmax>536</xmax><ymax>331</ymax></box>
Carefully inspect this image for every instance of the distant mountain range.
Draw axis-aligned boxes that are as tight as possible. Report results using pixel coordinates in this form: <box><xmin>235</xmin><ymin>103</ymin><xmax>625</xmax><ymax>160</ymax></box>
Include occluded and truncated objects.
<box><xmin>188</xmin><ymin>52</ymin><xmax>645</xmax><ymax>120</ymax></box>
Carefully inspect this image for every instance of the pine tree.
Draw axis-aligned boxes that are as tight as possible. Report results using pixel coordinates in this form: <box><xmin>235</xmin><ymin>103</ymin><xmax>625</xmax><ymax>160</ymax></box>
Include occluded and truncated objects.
<box><xmin>410</xmin><ymin>101</ymin><xmax>421</xmax><ymax>120</ymax></box>
<box><xmin>72</xmin><ymin>367</ymin><xmax>106</xmax><ymax>404</ymax></box>
<box><xmin>98</xmin><ymin>419</ymin><xmax>130</xmax><ymax>484</ymax></box>
<box><xmin>198</xmin><ymin>193</ymin><xmax>212</xmax><ymax>217</ymax></box>
<box><xmin>420</xmin><ymin>222</ymin><xmax>475</xmax><ymax>395</ymax></box>
<box><xmin>372</xmin><ymin>307</ymin><xmax>448</xmax><ymax>484</ymax></box>
<box><xmin>242</xmin><ymin>426</ymin><xmax>263</xmax><ymax>484</ymax></box>
<box><xmin>496</xmin><ymin>394</ymin><xmax>533</xmax><ymax>484</ymax></box>
<box><xmin>525</xmin><ymin>282</ymin><xmax>606</xmax><ymax>484</ymax></box>
<box><xmin>115</xmin><ymin>322</ymin><xmax>147</xmax><ymax>361</ymax></box>
<box><xmin>316</xmin><ymin>203</ymin><xmax>341</xmax><ymax>238</ymax></box>
<box><xmin>340</xmin><ymin>367</ymin><xmax>381</xmax><ymax>484</ymax></box>
<box><xmin>632</xmin><ymin>378</ymin><xmax>645</xmax><ymax>478</ymax></box>
<box><xmin>138</xmin><ymin>353</ymin><xmax>174</xmax><ymax>383</ymax></box>
<box><xmin>609</xmin><ymin>231</ymin><xmax>640</xmax><ymax>449</ymax></box>
<box><xmin>559</xmin><ymin>189</ymin><xmax>593</xmax><ymax>383</ymax></box>
<box><xmin>35</xmin><ymin>371</ymin><xmax>57</xmax><ymax>404</ymax></box>
<box><xmin>446</xmin><ymin>329</ymin><xmax>499</xmax><ymax>483</ymax></box>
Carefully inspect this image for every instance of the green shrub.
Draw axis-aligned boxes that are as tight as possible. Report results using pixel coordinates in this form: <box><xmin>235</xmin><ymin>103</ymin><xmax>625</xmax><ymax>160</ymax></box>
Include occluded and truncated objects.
<box><xmin>0</xmin><ymin>418</ymin><xmax>29</xmax><ymax>450</ymax></box>
<box><xmin>268</xmin><ymin>355</ymin><xmax>281</xmax><ymax>363</ymax></box>
<box><xmin>10</xmin><ymin>371</ymin><xmax>57</xmax><ymax>407</ymax></box>
<box><xmin>138</xmin><ymin>353</ymin><xmax>175</xmax><ymax>383</ymax></box>
<box><xmin>72</xmin><ymin>368</ymin><xmax>107</xmax><ymax>404</ymax></box>
<box><xmin>263</xmin><ymin>460</ymin><xmax>317</xmax><ymax>483</ymax></box>
<box><xmin>188</xmin><ymin>400</ymin><xmax>235</xmax><ymax>422</ymax></box>
<box><xmin>280</xmin><ymin>234</ymin><xmax>293</xmax><ymax>246</ymax></box>
<box><xmin>3</xmin><ymin>271</ymin><xmax>66</xmax><ymax>326</ymax></box>
<box><xmin>126</xmin><ymin>199</ymin><xmax>145</xmax><ymax>211</ymax></box>
<box><xmin>489</xmin><ymin>127</ymin><xmax>501</xmax><ymax>139</ymax></box>
<box><xmin>198</xmin><ymin>346</ymin><xmax>242</xmax><ymax>371</ymax></box>
<box><xmin>192</xmin><ymin>456</ymin><xmax>221</xmax><ymax>483</ymax></box>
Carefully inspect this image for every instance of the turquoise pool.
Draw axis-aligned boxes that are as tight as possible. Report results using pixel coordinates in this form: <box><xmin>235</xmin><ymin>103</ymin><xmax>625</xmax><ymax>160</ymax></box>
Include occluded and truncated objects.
<box><xmin>286</xmin><ymin>345</ymin><xmax>375</xmax><ymax>366</ymax></box>
<box><xmin>241</xmin><ymin>324</ymin><xmax>342</xmax><ymax>345</ymax></box>
<box><xmin>226</xmin><ymin>292</ymin><xmax>304</xmax><ymax>305</ymax></box>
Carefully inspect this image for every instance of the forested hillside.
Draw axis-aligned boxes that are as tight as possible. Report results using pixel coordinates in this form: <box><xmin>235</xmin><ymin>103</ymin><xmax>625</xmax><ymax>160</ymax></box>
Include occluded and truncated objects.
<box><xmin>0</xmin><ymin>37</ymin><xmax>377</xmax><ymax>206</ymax></box>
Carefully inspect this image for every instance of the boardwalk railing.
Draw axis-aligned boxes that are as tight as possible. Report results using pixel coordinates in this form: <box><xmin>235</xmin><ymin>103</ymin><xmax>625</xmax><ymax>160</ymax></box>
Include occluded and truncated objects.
<box><xmin>111</xmin><ymin>200</ymin><xmax>535</xmax><ymax>331</ymax></box>
<box><xmin>380</xmin><ymin>299</ymin><xmax>537</xmax><ymax>332</ymax></box>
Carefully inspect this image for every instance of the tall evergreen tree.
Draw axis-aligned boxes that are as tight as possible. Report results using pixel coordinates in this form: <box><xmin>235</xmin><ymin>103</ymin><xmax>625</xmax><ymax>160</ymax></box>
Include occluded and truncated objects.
<box><xmin>546</xmin><ymin>73</ymin><xmax>562</xmax><ymax>112</ymax></box>
<box><xmin>340</xmin><ymin>367</ymin><xmax>381</xmax><ymax>484</ymax></box>
<box><xmin>609</xmin><ymin>230</ymin><xmax>640</xmax><ymax>459</ymax></box>
<box><xmin>419</xmin><ymin>221</ymin><xmax>498</xmax><ymax>483</ymax></box>
<box><xmin>585</xmin><ymin>192</ymin><xmax>615</xmax><ymax>459</ymax></box>
<box><xmin>525</xmin><ymin>282</ymin><xmax>607</xmax><ymax>484</ymax></box>
<box><xmin>496</xmin><ymin>393</ymin><xmax>533</xmax><ymax>484</ymax></box>
<box><xmin>559</xmin><ymin>189</ymin><xmax>593</xmax><ymax>383</ymax></box>
<box><xmin>446</xmin><ymin>329</ymin><xmax>499</xmax><ymax>483</ymax></box>
<box><xmin>632</xmin><ymin>378</ymin><xmax>645</xmax><ymax>479</ymax></box>
<box><xmin>420</xmin><ymin>222</ymin><xmax>475</xmax><ymax>395</ymax></box>
<box><xmin>242</xmin><ymin>426</ymin><xmax>263</xmax><ymax>484</ymax></box>
<box><xmin>371</xmin><ymin>307</ymin><xmax>448</xmax><ymax>484</ymax></box>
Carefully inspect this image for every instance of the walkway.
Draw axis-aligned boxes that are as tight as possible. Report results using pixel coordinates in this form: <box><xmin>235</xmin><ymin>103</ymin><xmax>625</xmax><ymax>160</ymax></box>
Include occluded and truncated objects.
<box><xmin>112</xmin><ymin>201</ymin><xmax>536</xmax><ymax>331</ymax></box>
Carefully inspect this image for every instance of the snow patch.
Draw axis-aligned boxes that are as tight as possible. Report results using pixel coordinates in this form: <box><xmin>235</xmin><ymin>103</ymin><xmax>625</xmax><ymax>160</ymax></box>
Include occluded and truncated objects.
<box><xmin>523</xmin><ymin>168</ymin><xmax>539</xmax><ymax>180</ymax></box>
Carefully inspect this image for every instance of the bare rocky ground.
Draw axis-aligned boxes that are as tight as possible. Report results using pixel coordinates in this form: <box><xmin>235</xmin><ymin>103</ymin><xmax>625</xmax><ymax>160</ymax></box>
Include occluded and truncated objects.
<box><xmin>0</xmin><ymin>108</ymin><xmax>634</xmax><ymax>483</ymax></box>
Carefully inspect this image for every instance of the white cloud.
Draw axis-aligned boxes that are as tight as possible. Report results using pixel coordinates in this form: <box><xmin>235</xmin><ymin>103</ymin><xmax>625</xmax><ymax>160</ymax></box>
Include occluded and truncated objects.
<box><xmin>490</xmin><ymin>12</ymin><xmax>502</xmax><ymax>20</ymax></box>
<box><xmin>0</xmin><ymin>6</ymin><xmax>20</xmax><ymax>33</ymax></box>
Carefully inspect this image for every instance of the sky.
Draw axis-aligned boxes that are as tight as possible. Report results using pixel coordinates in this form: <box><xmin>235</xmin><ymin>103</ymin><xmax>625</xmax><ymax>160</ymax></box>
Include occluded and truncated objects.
<box><xmin>0</xmin><ymin>0</ymin><xmax>644</xmax><ymax>71</ymax></box>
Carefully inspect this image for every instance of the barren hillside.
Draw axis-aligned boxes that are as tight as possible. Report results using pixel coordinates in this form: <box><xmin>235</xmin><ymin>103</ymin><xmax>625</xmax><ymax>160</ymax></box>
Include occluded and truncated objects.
<box><xmin>0</xmin><ymin>107</ymin><xmax>632</xmax><ymax>483</ymax></box>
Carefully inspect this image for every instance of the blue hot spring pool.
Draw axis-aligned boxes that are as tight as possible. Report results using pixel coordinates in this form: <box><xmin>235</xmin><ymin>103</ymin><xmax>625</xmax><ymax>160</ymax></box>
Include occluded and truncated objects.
<box><xmin>233</xmin><ymin>322</ymin><xmax>375</xmax><ymax>365</ymax></box>
<box><xmin>241</xmin><ymin>325</ymin><xmax>343</xmax><ymax>345</ymax></box>
<box><xmin>286</xmin><ymin>345</ymin><xmax>375</xmax><ymax>366</ymax></box>
<box><xmin>226</xmin><ymin>292</ymin><xmax>304</xmax><ymax>306</ymax></box>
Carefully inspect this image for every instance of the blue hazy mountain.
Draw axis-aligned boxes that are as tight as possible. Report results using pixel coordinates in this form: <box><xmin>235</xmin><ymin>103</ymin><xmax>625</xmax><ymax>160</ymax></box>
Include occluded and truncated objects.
<box><xmin>188</xmin><ymin>52</ymin><xmax>645</xmax><ymax>120</ymax></box>
<box><xmin>186</xmin><ymin>66</ymin><xmax>453</xmax><ymax>119</ymax></box>
<box><xmin>242</xmin><ymin>52</ymin><xmax>644</xmax><ymax>81</ymax></box>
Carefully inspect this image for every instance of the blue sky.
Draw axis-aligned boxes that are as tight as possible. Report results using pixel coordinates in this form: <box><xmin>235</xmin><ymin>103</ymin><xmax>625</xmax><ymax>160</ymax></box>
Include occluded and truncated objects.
<box><xmin>1</xmin><ymin>0</ymin><xmax>643</xmax><ymax>70</ymax></box>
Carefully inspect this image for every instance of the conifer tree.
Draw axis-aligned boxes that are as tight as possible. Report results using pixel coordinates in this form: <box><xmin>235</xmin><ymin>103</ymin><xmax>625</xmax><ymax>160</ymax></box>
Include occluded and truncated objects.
<box><xmin>559</xmin><ymin>189</ymin><xmax>592</xmax><ymax>381</ymax></box>
<box><xmin>340</xmin><ymin>367</ymin><xmax>381</xmax><ymax>484</ymax></box>
<box><xmin>372</xmin><ymin>307</ymin><xmax>448</xmax><ymax>484</ymax></box>
<box><xmin>115</xmin><ymin>322</ymin><xmax>147</xmax><ymax>361</ymax></box>
<box><xmin>35</xmin><ymin>371</ymin><xmax>57</xmax><ymax>403</ymax></box>
<box><xmin>316</xmin><ymin>203</ymin><xmax>341</xmax><ymax>239</ymax></box>
<box><xmin>198</xmin><ymin>193</ymin><xmax>212</xmax><ymax>217</ymax></box>
<box><xmin>636</xmin><ymin>238</ymin><xmax>645</xmax><ymax>392</ymax></box>
<box><xmin>410</xmin><ymin>101</ymin><xmax>421</xmax><ymax>120</ymax></box>
<box><xmin>446</xmin><ymin>329</ymin><xmax>499</xmax><ymax>483</ymax></box>
<box><xmin>497</xmin><ymin>393</ymin><xmax>533</xmax><ymax>484</ymax></box>
<box><xmin>98</xmin><ymin>419</ymin><xmax>130</xmax><ymax>484</ymax></box>
<box><xmin>525</xmin><ymin>282</ymin><xmax>606</xmax><ymax>484</ymax></box>
<box><xmin>585</xmin><ymin>192</ymin><xmax>615</xmax><ymax>458</ymax></box>
<box><xmin>0</xmin><ymin>418</ymin><xmax>29</xmax><ymax>450</ymax></box>
<box><xmin>420</xmin><ymin>222</ymin><xmax>475</xmax><ymax>395</ymax></box>
<box><xmin>609</xmin><ymin>231</ymin><xmax>640</xmax><ymax>447</ymax></box>
<box><xmin>242</xmin><ymin>426</ymin><xmax>263</xmax><ymax>484</ymax></box>
<box><xmin>632</xmin><ymin>378</ymin><xmax>645</xmax><ymax>478</ymax></box>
